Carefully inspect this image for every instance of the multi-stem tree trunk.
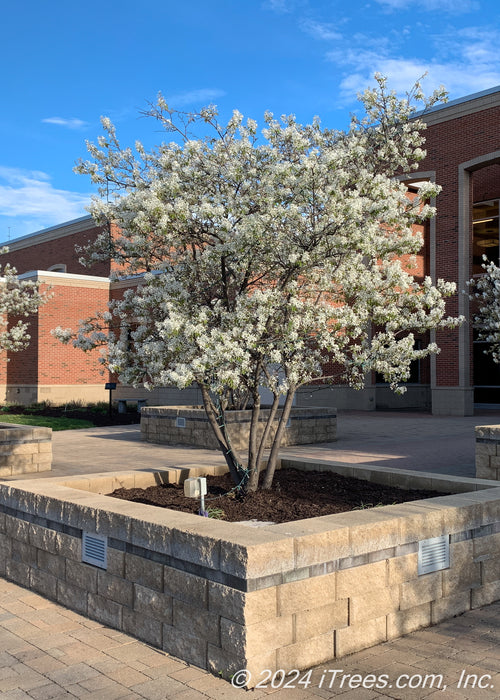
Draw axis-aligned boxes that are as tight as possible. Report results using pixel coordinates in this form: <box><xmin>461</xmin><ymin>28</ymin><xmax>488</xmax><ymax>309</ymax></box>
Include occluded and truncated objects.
<box><xmin>200</xmin><ymin>384</ymin><xmax>247</xmax><ymax>487</ymax></box>
<box><xmin>246</xmin><ymin>393</ymin><xmax>281</xmax><ymax>493</ymax></box>
<box><xmin>202</xmin><ymin>381</ymin><xmax>297</xmax><ymax>494</ymax></box>
<box><xmin>261</xmin><ymin>388</ymin><xmax>296</xmax><ymax>490</ymax></box>
<box><xmin>246</xmin><ymin>388</ymin><xmax>261</xmax><ymax>491</ymax></box>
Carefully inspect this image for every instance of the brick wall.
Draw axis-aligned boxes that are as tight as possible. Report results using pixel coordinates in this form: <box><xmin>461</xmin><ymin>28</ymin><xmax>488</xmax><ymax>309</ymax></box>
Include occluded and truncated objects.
<box><xmin>38</xmin><ymin>282</ymin><xmax>109</xmax><ymax>386</ymax></box>
<box><xmin>0</xmin><ymin>224</ymin><xmax>110</xmax><ymax>277</ymax></box>
<box><xmin>0</xmin><ymin>273</ymin><xmax>111</xmax><ymax>404</ymax></box>
<box><xmin>420</xmin><ymin>104</ymin><xmax>500</xmax><ymax>388</ymax></box>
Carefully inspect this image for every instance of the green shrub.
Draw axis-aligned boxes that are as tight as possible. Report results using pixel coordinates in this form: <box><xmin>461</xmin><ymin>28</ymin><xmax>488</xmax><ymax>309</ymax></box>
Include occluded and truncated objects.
<box><xmin>25</xmin><ymin>400</ymin><xmax>53</xmax><ymax>414</ymax></box>
<box><xmin>63</xmin><ymin>400</ymin><xmax>85</xmax><ymax>411</ymax></box>
<box><xmin>85</xmin><ymin>401</ymin><xmax>109</xmax><ymax>414</ymax></box>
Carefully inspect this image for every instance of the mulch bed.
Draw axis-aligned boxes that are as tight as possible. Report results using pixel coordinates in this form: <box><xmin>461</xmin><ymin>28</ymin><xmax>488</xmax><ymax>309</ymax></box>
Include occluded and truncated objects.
<box><xmin>107</xmin><ymin>468</ymin><xmax>444</xmax><ymax>523</ymax></box>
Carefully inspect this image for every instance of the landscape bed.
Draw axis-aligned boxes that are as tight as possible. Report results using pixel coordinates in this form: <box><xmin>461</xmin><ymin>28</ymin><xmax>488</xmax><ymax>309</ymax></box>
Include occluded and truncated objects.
<box><xmin>1</xmin><ymin>458</ymin><xmax>499</xmax><ymax>687</ymax></box>
<box><xmin>107</xmin><ymin>468</ymin><xmax>449</xmax><ymax>523</ymax></box>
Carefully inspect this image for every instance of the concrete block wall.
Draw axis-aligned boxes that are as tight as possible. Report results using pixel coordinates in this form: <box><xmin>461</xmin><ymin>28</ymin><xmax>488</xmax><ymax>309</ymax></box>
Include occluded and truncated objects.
<box><xmin>0</xmin><ymin>424</ymin><xmax>52</xmax><ymax>477</ymax></box>
<box><xmin>1</xmin><ymin>463</ymin><xmax>499</xmax><ymax>686</ymax></box>
<box><xmin>141</xmin><ymin>406</ymin><xmax>337</xmax><ymax>450</ymax></box>
<box><xmin>475</xmin><ymin>425</ymin><xmax>500</xmax><ymax>479</ymax></box>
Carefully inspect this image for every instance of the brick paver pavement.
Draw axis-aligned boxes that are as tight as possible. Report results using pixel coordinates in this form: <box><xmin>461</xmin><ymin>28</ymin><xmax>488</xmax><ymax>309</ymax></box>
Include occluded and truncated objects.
<box><xmin>1</xmin><ymin>577</ymin><xmax>500</xmax><ymax>699</ymax></box>
<box><xmin>6</xmin><ymin>408</ymin><xmax>500</xmax><ymax>482</ymax></box>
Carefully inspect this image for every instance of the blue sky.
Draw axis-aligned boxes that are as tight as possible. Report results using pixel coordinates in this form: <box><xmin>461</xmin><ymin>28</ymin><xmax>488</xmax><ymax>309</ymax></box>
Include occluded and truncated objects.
<box><xmin>1</xmin><ymin>0</ymin><xmax>499</xmax><ymax>241</ymax></box>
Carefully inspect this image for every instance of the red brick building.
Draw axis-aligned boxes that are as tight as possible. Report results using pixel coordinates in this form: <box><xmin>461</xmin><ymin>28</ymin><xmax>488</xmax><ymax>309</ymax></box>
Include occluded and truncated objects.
<box><xmin>1</xmin><ymin>86</ymin><xmax>499</xmax><ymax>414</ymax></box>
<box><xmin>0</xmin><ymin>218</ymin><xmax>112</xmax><ymax>405</ymax></box>
<box><xmin>415</xmin><ymin>85</ymin><xmax>500</xmax><ymax>415</ymax></box>
<box><xmin>0</xmin><ymin>216</ymin><xmax>204</xmax><ymax>407</ymax></box>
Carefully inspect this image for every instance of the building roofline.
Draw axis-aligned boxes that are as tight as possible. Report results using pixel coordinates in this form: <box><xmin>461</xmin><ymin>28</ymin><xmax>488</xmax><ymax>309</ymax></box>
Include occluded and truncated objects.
<box><xmin>415</xmin><ymin>85</ymin><xmax>500</xmax><ymax>126</ymax></box>
<box><xmin>0</xmin><ymin>215</ymin><xmax>97</xmax><ymax>251</ymax></box>
<box><xmin>424</xmin><ymin>84</ymin><xmax>500</xmax><ymax>114</ymax></box>
<box><xmin>18</xmin><ymin>269</ymin><xmax>111</xmax><ymax>289</ymax></box>
<box><xmin>19</xmin><ymin>269</ymin><xmax>109</xmax><ymax>281</ymax></box>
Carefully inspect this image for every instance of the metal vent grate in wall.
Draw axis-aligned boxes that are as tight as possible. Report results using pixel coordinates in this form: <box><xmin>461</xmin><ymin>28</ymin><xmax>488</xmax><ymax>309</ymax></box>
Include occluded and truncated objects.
<box><xmin>82</xmin><ymin>532</ymin><xmax>108</xmax><ymax>569</ymax></box>
<box><xmin>176</xmin><ymin>417</ymin><xmax>186</xmax><ymax>428</ymax></box>
<box><xmin>418</xmin><ymin>535</ymin><xmax>450</xmax><ymax>575</ymax></box>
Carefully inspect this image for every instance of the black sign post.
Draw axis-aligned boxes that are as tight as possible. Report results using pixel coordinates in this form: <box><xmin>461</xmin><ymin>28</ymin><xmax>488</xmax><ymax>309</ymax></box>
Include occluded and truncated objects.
<box><xmin>105</xmin><ymin>383</ymin><xmax>117</xmax><ymax>417</ymax></box>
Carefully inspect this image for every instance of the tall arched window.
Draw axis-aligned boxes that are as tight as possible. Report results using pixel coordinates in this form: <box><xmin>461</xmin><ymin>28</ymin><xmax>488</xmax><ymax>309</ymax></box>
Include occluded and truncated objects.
<box><xmin>472</xmin><ymin>199</ymin><xmax>500</xmax><ymax>403</ymax></box>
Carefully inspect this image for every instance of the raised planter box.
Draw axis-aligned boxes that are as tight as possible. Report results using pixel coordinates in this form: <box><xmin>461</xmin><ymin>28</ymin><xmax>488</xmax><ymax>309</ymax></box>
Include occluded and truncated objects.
<box><xmin>1</xmin><ymin>460</ymin><xmax>499</xmax><ymax>687</ymax></box>
<box><xmin>476</xmin><ymin>425</ymin><xmax>500</xmax><ymax>479</ymax></box>
<box><xmin>0</xmin><ymin>423</ymin><xmax>52</xmax><ymax>477</ymax></box>
<box><xmin>141</xmin><ymin>405</ymin><xmax>337</xmax><ymax>449</ymax></box>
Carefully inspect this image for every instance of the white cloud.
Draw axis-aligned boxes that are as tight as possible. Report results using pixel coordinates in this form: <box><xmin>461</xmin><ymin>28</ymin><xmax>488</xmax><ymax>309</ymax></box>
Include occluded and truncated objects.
<box><xmin>375</xmin><ymin>0</ymin><xmax>478</xmax><ymax>10</ymax></box>
<box><xmin>262</xmin><ymin>0</ymin><xmax>307</xmax><ymax>13</ymax></box>
<box><xmin>263</xmin><ymin>0</ymin><xmax>292</xmax><ymax>13</ymax></box>
<box><xmin>0</xmin><ymin>167</ymin><xmax>90</xmax><ymax>239</ymax></box>
<box><xmin>300</xmin><ymin>19</ymin><xmax>342</xmax><ymax>41</ymax></box>
<box><xmin>327</xmin><ymin>26</ymin><xmax>500</xmax><ymax>103</ymax></box>
<box><xmin>42</xmin><ymin>117</ymin><xmax>89</xmax><ymax>130</ymax></box>
<box><xmin>165</xmin><ymin>88</ymin><xmax>226</xmax><ymax>107</ymax></box>
<box><xmin>331</xmin><ymin>52</ymin><xmax>433</xmax><ymax>96</ymax></box>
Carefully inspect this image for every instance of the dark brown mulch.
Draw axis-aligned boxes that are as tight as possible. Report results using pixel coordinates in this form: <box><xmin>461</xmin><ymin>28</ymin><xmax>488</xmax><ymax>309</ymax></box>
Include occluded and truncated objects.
<box><xmin>107</xmin><ymin>468</ymin><xmax>445</xmax><ymax>523</ymax></box>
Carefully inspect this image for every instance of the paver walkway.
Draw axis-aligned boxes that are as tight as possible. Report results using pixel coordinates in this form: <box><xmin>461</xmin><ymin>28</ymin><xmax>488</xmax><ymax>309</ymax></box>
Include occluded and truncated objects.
<box><xmin>7</xmin><ymin>408</ymin><xmax>500</xmax><ymax>481</ymax></box>
<box><xmin>1</xmin><ymin>577</ymin><xmax>500</xmax><ymax>699</ymax></box>
<box><xmin>2</xmin><ymin>409</ymin><xmax>500</xmax><ymax>698</ymax></box>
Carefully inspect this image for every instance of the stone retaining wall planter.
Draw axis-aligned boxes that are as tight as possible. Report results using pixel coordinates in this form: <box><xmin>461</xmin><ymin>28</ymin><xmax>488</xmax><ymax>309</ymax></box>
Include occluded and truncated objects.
<box><xmin>476</xmin><ymin>425</ymin><xmax>500</xmax><ymax>479</ymax></box>
<box><xmin>141</xmin><ymin>405</ymin><xmax>337</xmax><ymax>449</ymax></box>
<box><xmin>1</xmin><ymin>460</ymin><xmax>499</xmax><ymax>687</ymax></box>
<box><xmin>0</xmin><ymin>424</ymin><xmax>52</xmax><ymax>477</ymax></box>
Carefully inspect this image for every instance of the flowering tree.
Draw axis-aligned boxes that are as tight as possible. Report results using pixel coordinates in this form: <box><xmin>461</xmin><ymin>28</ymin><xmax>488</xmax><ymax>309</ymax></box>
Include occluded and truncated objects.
<box><xmin>57</xmin><ymin>76</ymin><xmax>461</xmax><ymax>493</ymax></box>
<box><xmin>468</xmin><ymin>258</ymin><xmax>500</xmax><ymax>363</ymax></box>
<box><xmin>0</xmin><ymin>250</ymin><xmax>48</xmax><ymax>352</ymax></box>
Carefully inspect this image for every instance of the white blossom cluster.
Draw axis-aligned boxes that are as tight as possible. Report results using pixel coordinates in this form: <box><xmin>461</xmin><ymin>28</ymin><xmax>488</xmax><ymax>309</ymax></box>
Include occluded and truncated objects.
<box><xmin>61</xmin><ymin>76</ymin><xmax>461</xmax><ymax>491</ymax></box>
<box><xmin>0</xmin><ymin>249</ymin><xmax>49</xmax><ymax>354</ymax></box>
<box><xmin>468</xmin><ymin>257</ymin><xmax>500</xmax><ymax>364</ymax></box>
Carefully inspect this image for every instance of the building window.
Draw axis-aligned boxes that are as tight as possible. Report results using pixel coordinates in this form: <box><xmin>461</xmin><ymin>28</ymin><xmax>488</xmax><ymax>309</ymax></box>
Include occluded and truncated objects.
<box><xmin>472</xmin><ymin>200</ymin><xmax>499</xmax><ymax>276</ymax></box>
<box><xmin>473</xmin><ymin>331</ymin><xmax>500</xmax><ymax>403</ymax></box>
<box><xmin>472</xmin><ymin>200</ymin><xmax>500</xmax><ymax>403</ymax></box>
<box><xmin>48</xmin><ymin>264</ymin><xmax>67</xmax><ymax>273</ymax></box>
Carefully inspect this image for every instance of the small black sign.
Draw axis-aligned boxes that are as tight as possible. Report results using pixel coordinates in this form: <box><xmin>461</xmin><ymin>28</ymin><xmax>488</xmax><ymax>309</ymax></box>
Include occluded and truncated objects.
<box><xmin>105</xmin><ymin>383</ymin><xmax>117</xmax><ymax>390</ymax></box>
